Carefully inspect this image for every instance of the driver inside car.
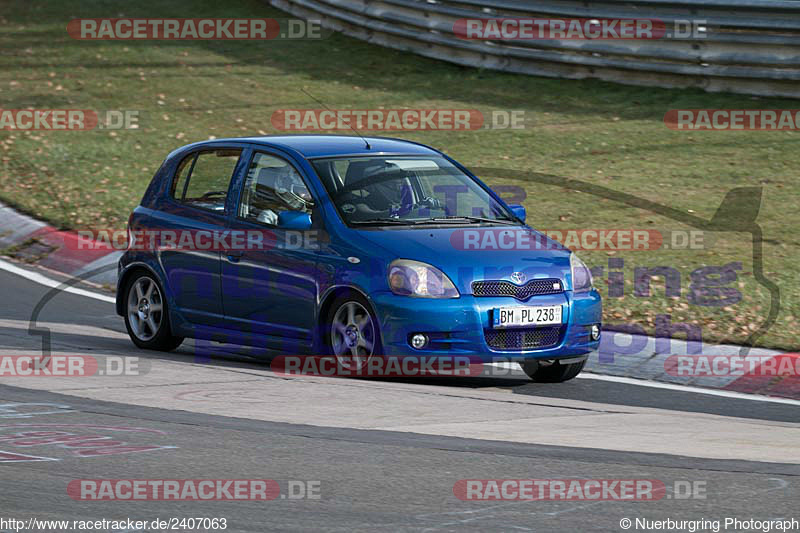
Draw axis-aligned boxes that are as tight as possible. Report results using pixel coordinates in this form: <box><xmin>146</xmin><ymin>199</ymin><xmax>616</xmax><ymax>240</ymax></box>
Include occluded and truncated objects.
<box><xmin>242</xmin><ymin>163</ymin><xmax>313</xmax><ymax>226</ymax></box>
<box><xmin>339</xmin><ymin>162</ymin><xmax>420</xmax><ymax>220</ymax></box>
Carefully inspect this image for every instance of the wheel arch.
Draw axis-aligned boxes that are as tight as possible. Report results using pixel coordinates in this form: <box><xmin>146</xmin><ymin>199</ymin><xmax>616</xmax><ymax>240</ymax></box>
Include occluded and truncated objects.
<box><xmin>316</xmin><ymin>285</ymin><xmax>383</xmax><ymax>352</ymax></box>
<box><xmin>116</xmin><ymin>262</ymin><xmax>166</xmax><ymax>316</ymax></box>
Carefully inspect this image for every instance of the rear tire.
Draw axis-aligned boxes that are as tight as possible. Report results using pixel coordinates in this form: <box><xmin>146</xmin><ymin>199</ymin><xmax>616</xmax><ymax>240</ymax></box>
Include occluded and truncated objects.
<box><xmin>520</xmin><ymin>358</ymin><xmax>586</xmax><ymax>383</ymax></box>
<box><xmin>123</xmin><ymin>271</ymin><xmax>183</xmax><ymax>351</ymax></box>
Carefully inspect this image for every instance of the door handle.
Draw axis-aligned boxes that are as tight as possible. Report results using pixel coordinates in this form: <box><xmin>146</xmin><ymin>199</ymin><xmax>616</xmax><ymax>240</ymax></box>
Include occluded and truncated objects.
<box><xmin>226</xmin><ymin>251</ymin><xmax>244</xmax><ymax>262</ymax></box>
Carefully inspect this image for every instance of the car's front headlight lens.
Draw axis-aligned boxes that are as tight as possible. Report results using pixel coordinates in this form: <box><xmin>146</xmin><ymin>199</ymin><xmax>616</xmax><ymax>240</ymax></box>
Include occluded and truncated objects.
<box><xmin>388</xmin><ymin>259</ymin><xmax>459</xmax><ymax>298</ymax></box>
<box><xmin>570</xmin><ymin>253</ymin><xmax>593</xmax><ymax>292</ymax></box>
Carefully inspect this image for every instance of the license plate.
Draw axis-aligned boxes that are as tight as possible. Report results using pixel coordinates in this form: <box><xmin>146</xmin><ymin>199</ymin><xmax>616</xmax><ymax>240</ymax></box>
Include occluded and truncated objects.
<box><xmin>492</xmin><ymin>305</ymin><xmax>562</xmax><ymax>328</ymax></box>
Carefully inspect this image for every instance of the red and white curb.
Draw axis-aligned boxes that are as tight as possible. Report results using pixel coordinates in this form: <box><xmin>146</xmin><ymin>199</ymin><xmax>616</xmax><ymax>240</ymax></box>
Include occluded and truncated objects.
<box><xmin>0</xmin><ymin>201</ymin><xmax>121</xmax><ymax>285</ymax></box>
<box><xmin>720</xmin><ymin>353</ymin><xmax>800</xmax><ymax>398</ymax></box>
<box><xmin>495</xmin><ymin>349</ymin><xmax>800</xmax><ymax>403</ymax></box>
<box><xmin>582</xmin><ymin>337</ymin><xmax>798</xmax><ymax>401</ymax></box>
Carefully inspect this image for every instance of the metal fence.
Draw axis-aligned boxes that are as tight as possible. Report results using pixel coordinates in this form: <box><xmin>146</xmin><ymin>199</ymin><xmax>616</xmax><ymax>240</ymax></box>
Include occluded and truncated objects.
<box><xmin>269</xmin><ymin>0</ymin><xmax>800</xmax><ymax>98</ymax></box>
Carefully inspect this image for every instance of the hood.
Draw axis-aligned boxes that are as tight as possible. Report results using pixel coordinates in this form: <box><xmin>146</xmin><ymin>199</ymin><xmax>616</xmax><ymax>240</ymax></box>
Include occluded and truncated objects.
<box><xmin>355</xmin><ymin>225</ymin><xmax>572</xmax><ymax>294</ymax></box>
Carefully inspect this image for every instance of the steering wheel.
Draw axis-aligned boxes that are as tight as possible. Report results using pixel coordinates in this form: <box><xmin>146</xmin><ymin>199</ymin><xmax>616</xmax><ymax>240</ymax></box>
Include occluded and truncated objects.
<box><xmin>198</xmin><ymin>190</ymin><xmax>227</xmax><ymax>200</ymax></box>
<box><xmin>276</xmin><ymin>187</ymin><xmax>311</xmax><ymax>211</ymax></box>
<box><xmin>331</xmin><ymin>170</ymin><xmax>406</xmax><ymax>201</ymax></box>
<box><xmin>417</xmin><ymin>196</ymin><xmax>444</xmax><ymax>210</ymax></box>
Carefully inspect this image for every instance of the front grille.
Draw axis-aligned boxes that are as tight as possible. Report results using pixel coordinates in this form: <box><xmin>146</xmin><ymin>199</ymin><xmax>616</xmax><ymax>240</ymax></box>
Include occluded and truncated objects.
<box><xmin>472</xmin><ymin>279</ymin><xmax>563</xmax><ymax>301</ymax></box>
<box><xmin>485</xmin><ymin>326</ymin><xmax>564</xmax><ymax>351</ymax></box>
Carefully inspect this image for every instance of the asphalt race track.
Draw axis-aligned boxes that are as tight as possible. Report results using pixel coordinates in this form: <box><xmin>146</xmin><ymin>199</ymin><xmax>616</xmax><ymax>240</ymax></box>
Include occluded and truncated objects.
<box><xmin>0</xmin><ymin>264</ymin><xmax>798</xmax><ymax>532</ymax></box>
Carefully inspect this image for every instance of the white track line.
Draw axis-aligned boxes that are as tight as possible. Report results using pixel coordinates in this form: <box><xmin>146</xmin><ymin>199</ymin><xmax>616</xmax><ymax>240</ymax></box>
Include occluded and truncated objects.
<box><xmin>577</xmin><ymin>372</ymin><xmax>800</xmax><ymax>406</ymax></box>
<box><xmin>492</xmin><ymin>361</ymin><xmax>800</xmax><ymax>406</ymax></box>
<box><xmin>2</xmin><ymin>257</ymin><xmax>797</xmax><ymax>407</ymax></box>
<box><xmin>0</xmin><ymin>258</ymin><xmax>115</xmax><ymax>304</ymax></box>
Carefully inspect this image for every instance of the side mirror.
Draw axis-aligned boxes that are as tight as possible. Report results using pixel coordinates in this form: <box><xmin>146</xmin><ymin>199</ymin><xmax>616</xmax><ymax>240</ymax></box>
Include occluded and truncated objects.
<box><xmin>277</xmin><ymin>210</ymin><xmax>312</xmax><ymax>230</ymax></box>
<box><xmin>508</xmin><ymin>204</ymin><xmax>526</xmax><ymax>223</ymax></box>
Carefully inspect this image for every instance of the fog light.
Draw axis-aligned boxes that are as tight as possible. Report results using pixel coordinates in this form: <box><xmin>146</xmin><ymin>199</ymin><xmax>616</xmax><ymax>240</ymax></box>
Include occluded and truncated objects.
<box><xmin>411</xmin><ymin>334</ymin><xmax>428</xmax><ymax>349</ymax></box>
<box><xmin>590</xmin><ymin>324</ymin><xmax>601</xmax><ymax>341</ymax></box>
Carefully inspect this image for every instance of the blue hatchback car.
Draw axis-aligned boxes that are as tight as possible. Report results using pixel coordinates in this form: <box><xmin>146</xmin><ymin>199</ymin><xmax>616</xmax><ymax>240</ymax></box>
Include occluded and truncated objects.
<box><xmin>117</xmin><ymin>135</ymin><xmax>601</xmax><ymax>382</ymax></box>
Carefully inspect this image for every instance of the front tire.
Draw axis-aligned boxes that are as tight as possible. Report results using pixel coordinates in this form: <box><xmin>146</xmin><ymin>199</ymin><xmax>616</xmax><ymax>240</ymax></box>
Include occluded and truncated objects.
<box><xmin>325</xmin><ymin>292</ymin><xmax>382</xmax><ymax>370</ymax></box>
<box><xmin>520</xmin><ymin>358</ymin><xmax>586</xmax><ymax>383</ymax></box>
<box><xmin>123</xmin><ymin>272</ymin><xmax>183</xmax><ymax>351</ymax></box>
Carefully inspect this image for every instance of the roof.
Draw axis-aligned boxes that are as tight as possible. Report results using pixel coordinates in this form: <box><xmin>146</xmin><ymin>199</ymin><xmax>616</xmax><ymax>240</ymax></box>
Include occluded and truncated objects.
<box><xmin>213</xmin><ymin>134</ymin><xmax>442</xmax><ymax>159</ymax></box>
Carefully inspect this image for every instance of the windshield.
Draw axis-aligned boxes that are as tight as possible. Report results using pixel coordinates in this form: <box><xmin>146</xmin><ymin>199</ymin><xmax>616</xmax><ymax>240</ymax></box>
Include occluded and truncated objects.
<box><xmin>311</xmin><ymin>156</ymin><xmax>517</xmax><ymax>226</ymax></box>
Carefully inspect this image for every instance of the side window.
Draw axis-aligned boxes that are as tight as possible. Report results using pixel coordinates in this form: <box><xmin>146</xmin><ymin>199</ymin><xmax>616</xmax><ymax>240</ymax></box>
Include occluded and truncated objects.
<box><xmin>171</xmin><ymin>154</ymin><xmax>195</xmax><ymax>199</ymax></box>
<box><xmin>332</xmin><ymin>160</ymin><xmax>349</xmax><ymax>187</ymax></box>
<box><xmin>238</xmin><ymin>152</ymin><xmax>314</xmax><ymax>226</ymax></box>
<box><xmin>170</xmin><ymin>149</ymin><xmax>242</xmax><ymax>212</ymax></box>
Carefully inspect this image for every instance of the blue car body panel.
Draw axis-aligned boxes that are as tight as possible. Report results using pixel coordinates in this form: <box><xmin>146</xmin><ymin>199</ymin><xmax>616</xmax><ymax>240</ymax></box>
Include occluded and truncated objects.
<box><xmin>117</xmin><ymin>135</ymin><xmax>601</xmax><ymax>361</ymax></box>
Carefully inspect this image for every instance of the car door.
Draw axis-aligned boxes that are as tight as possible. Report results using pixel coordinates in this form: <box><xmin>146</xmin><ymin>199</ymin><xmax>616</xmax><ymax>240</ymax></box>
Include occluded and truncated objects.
<box><xmin>156</xmin><ymin>146</ymin><xmax>246</xmax><ymax>327</ymax></box>
<box><xmin>220</xmin><ymin>149</ymin><xmax>319</xmax><ymax>352</ymax></box>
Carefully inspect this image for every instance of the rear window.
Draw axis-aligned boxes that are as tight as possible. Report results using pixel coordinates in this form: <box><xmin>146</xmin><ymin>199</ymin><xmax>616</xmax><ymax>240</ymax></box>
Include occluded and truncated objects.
<box><xmin>171</xmin><ymin>149</ymin><xmax>242</xmax><ymax>212</ymax></box>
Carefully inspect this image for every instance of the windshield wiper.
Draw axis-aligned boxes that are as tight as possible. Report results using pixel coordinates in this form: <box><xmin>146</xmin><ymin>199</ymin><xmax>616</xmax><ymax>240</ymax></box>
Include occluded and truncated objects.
<box><xmin>350</xmin><ymin>216</ymin><xmax>518</xmax><ymax>226</ymax></box>
<box><xmin>349</xmin><ymin>218</ymin><xmax>421</xmax><ymax>226</ymax></box>
<box><xmin>423</xmin><ymin>216</ymin><xmax>518</xmax><ymax>225</ymax></box>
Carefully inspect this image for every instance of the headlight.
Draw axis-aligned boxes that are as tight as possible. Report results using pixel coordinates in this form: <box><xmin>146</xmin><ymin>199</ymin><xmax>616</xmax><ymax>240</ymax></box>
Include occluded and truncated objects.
<box><xmin>570</xmin><ymin>253</ymin><xmax>593</xmax><ymax>292</ymax></box>
<box><xmin>388</xmin><ymin>259</ymin><xmax>459</xmax><ymax>298</ymax></box>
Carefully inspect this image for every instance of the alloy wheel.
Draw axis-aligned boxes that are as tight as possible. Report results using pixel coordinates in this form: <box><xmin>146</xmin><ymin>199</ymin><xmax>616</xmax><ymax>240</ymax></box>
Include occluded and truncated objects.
<box><xmin>330</xmin><ymin>301</ymin><xmax>376</xmax><ymax>369</ymax></box>
<box><xmin>127</xmin><ymin>276</ymin><xmax>164</xmax><ymax>342</ymax></box>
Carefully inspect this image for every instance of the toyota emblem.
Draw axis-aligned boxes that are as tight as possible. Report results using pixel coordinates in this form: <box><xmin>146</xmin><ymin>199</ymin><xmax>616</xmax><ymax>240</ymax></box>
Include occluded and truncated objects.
<box><xmin>510</xmin><ymin>272</ymin><xmax>526</xmax><ymax>284</ymax></box>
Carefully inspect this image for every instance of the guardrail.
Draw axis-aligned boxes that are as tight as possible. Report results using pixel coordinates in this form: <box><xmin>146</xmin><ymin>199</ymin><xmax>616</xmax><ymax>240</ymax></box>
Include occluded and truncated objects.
<box><xmin>269</xmin><ymin>0</ymin><xmax>800</xmax><ymax>98</ymax></box>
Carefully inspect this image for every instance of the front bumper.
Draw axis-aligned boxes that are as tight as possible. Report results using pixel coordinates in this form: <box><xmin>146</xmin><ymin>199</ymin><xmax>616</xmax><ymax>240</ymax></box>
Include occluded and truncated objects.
<box><xmin>369</xmin><ymin>288</ymin><xmax>601</xmax><ymax>362</ymax></box>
